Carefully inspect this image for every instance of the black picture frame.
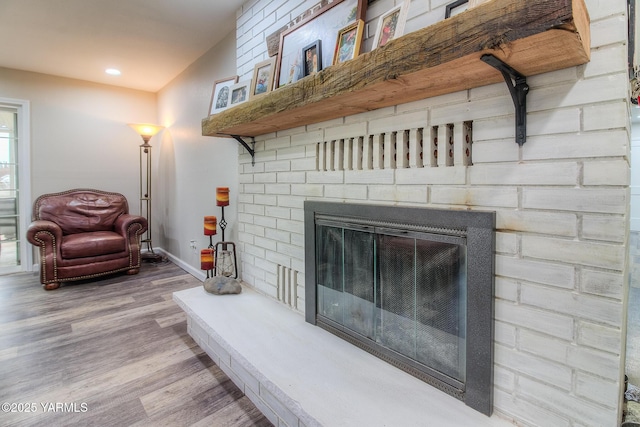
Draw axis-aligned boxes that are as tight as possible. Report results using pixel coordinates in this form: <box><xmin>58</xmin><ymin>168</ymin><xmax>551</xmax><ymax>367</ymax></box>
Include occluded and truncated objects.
<box><xmin>445</xmin><ymin>0</ymin><xmax>468</xmax><ymax>18</ymax></box>
<box><xmin>302</xmin><ymin>40</ymin><xmax>322</xmax><ymax>77</ymax></box>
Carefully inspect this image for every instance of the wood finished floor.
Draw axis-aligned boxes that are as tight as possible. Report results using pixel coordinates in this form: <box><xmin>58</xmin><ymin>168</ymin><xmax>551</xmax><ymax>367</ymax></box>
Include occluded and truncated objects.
<box><xmin>0</xmin><ymin>260</ymin><xmax>273</xmax><ymax>427</ymax></box>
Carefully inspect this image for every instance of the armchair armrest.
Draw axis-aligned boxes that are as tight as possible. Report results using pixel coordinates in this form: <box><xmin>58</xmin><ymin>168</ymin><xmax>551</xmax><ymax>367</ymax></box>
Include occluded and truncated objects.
<box><xmin>26</xmin><ymin>220</ymin><xmax>63</xmax><ymax>248</ymax></box>
<box><xmin>115</xmin><ymin>214</ymin><xmax>148</xmax><ymax>266</ymax></box>
<box><xmin>114</xmin><ymin>214</ymin><xmax>148</xmax><ymax>241</ymax></box>
<box><xmin>26</xmin><ymin>220</ymin><xmax>64</xmax><ymax>286</ymax></box>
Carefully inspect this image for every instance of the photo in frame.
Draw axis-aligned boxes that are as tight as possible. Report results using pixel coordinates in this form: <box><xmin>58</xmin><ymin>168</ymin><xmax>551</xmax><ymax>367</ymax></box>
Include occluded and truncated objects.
<box><xmin>250</xmin><ymin>58</ymin><xmax>276</xmax><ymax>98</ymax></box>
<box><xmin>333</xmin><ymin>20</ymin><xmax>364</xmax><ymax>65</ymax></box>
<box><xmin>372</xmin><ymin>0</ymin><xmax>410</xmax><ymax>49</ymax></box>
<box><xmin>266</xmin><ymin>0</ymin><xmax>348</xmax><ymax>57</ymax></box>
<box><xmin>468</xmin><ymin>0</ymin><xmax>491</xmax><ymax>8</ymax></box>
<box><xmin>275</xmin><ymin>0</ymin><xmax>365</xmax><ymax>88</ymax></box>
<box><xmin>229</xmin><ymin>80</ymin><xmax>251</xmax><ymax>106</ymax></box>
<box><xmin>302</xmin><ymin>40</ymin><xmax>322</xmax><ymax>77</ymax></box>
<box><xmin>209</xmin><ymin>76</ymin><xmax>238</xmax><ymax>115</ymax></box>
<box><xmin>445</xmin><ymin>0</ymin><xmax>469</xmax><ymax>18</ymax></box>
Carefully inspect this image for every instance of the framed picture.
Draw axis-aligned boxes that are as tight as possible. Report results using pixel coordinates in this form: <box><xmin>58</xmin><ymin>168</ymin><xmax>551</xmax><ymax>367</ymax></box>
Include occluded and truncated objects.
<box><xmin>266</xmin><ymin>0</ymin><xmax>352</xmax><ymax>57</ymax></box>
<box><xmin>333</xmin><ymin>20</ymin><xmax>364</xmax><ymax>65</ymax></box>
<box><xmin>303</xmin><ymin>40</ymin><xmax>322</xmax><ymax>77</ymax></box>
<box><xmin>445</xmin><ymin>0</ymin><xmax>468</xmax><ymax>18</ymax></box>
<box><xmin>209</xmin><ymin>76</ymin><xmax>238</xmax><ymax>115</ymax></box>
<box><xmin>468</xmin><ymin>0</ymin><xmax>491</xmax><ymax>7</ymax></box>
<box><xmin>229</xmin><ymin>80</ymin><xmax>251</xmax><ymax>106</ymax></box>
<box><xmin>372</xmin><ymin>0</ymin><xmax>410</xmax><ymax>49</ymax></box>
<box><xmin>250</xmin><ymin>58</ymin><xmax>276</xmax><ymax>98</ymax></box>
<box><xmin>275</xmin><ymin>0</ymin><xmax>366</xmax><ymax>88</ymax></box>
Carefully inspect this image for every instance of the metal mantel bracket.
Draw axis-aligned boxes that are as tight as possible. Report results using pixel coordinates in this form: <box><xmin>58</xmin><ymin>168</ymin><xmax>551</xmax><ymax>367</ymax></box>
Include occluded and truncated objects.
<box><xmin>231</xmin><ymin>135</ymin><xmax>256</xmax><ymax>166</ymax></box>
<box><xmin>480</xmin><ymin>54</ymin><xmax>529</xmax><ymax>146</ymax></box>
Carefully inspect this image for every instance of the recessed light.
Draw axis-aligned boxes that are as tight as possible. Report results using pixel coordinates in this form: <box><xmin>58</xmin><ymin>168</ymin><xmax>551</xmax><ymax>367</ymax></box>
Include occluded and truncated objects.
<box><xmin>105</xmin><ymin>68</ymin><xmax>121</xmax><ymax>76</ymax></box>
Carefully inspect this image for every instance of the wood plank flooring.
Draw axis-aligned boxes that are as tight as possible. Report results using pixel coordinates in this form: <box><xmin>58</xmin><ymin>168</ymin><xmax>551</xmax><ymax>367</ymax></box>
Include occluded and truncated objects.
<box><xmin>0</xmin><ymin>260</ymin><xmax>273</xmax><ymax>427</ymax></box>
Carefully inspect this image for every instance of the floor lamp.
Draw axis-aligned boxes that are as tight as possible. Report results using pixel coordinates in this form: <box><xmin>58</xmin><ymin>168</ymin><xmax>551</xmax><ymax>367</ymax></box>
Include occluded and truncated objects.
<box><xmin>128</xmin><ymin>123</ymin><xmax>164</xmax><ymax>262</ymax></box>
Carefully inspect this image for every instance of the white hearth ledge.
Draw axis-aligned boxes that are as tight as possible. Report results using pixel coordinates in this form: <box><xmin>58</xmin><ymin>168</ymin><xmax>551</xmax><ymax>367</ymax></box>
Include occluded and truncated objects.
<box><xmin>174</xmin><ymin>285</ymin><xmax>514</xmax><ymax>427</ymax></box>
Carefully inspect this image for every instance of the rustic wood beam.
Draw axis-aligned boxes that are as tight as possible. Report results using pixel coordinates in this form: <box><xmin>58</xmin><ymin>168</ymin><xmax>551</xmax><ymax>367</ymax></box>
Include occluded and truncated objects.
<box><xmin>203</xmin><ymin>0</ymin><xmax>590</xmax><ymax>138</ymax></box>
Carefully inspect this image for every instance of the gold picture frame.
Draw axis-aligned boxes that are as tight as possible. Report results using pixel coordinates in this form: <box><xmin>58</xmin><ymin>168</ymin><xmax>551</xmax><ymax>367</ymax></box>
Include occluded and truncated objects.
<box><xmin>333</xmin><ymin>20</ymin><xmax>364</xmax><ymax>65</ymax></box>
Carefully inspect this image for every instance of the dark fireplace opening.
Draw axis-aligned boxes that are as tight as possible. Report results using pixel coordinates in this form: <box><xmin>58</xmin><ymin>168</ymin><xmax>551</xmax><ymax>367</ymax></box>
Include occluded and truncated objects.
<box><xmin>304</xmin><ymin>202</ymin><xmax>495</xmax><ymax>416</ymax></box>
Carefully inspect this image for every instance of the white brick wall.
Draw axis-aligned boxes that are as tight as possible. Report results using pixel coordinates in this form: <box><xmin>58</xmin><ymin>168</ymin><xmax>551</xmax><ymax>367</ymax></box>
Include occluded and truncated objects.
<box><xmin>233</xmin><ymin>0</ymin><xmax>631</xmax><ymax>426</ymax></box>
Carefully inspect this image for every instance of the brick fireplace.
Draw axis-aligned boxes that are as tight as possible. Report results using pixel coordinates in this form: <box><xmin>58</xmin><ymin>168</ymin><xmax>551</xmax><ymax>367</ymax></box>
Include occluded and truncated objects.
<box><xmin>190</xmin><ymin>0</ymin><xmax>631</xmax><ymax>426</ymax></box>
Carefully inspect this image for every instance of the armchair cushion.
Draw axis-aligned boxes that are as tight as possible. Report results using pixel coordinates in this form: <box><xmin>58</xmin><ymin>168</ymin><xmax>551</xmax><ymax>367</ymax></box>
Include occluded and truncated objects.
<box><xmin>61</xmin><ymin>231</ymin><xmax>125</xmax><ymax>259</ymax></box>
<box><xmin>27</xmin><ymin>189</ymin><xmax>147</xmax><ymax>290</ymax></box>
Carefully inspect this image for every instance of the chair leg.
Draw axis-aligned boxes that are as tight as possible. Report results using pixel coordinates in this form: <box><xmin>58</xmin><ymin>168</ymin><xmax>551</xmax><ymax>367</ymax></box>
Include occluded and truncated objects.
<box><xmin>126</xmin><ymin>268</ymin><xmax>140</xmax><ymax>275</ymax></box>
<box><xmin>43</xmin><ymin>282</ymin><xmax>60</xmax><ymax>290</ymax></box>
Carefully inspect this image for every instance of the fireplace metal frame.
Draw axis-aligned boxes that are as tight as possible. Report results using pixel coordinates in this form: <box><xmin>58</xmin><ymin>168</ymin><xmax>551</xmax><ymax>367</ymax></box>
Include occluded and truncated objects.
<box><xmin>304</xmin><ymin>201</ymin><xmax>495</xmax><ymax>416</ymax></box>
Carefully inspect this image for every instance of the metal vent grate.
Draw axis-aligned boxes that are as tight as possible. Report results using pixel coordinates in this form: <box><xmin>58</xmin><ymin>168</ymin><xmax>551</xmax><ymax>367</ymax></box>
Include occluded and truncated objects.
<box><xmin>316</xmin><ymin>121</ymin><xmax>472</xmax><ymax>171</ymax></box>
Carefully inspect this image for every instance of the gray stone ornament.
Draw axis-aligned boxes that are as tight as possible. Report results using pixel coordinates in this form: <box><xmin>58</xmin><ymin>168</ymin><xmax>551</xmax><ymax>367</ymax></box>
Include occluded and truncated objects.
<box><xmin>203</xmin><ymin>276</ymin><xmax>242</xmax><ymax>295</ymax></box>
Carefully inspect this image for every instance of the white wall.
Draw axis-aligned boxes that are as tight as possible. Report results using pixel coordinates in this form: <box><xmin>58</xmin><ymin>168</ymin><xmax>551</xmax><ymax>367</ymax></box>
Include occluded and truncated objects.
<box><xmin>155</xmin><ymin>31</ymin><xmax>239</xmax><ymax>275</ymax></box>
<box><xmin>0</xmin><ymin>67</ymin><xmax>157</xmax><ymax>208</ymax></box>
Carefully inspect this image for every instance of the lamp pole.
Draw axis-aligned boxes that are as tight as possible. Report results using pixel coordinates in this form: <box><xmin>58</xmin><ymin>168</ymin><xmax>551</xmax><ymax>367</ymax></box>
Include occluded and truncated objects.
<box><xmin>129</xmin><ymin>123</ymin><xmax>164</xmax><ymax>262</ymax></box>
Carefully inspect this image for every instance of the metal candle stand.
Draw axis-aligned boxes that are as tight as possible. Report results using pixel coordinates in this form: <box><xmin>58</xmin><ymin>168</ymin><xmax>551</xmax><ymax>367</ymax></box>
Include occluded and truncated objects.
<box><xmin>214</xmin><ymin>205</ymin><xmax>238</xmax><ymax>279</ymax></box>
<box><xmin>201</xmin><ymin>188</ymin><xmax>238</xmax><ymax>279</ymax></box>
<box><xmin>205</xmin><ymin>236</ymin><xmax>215</xmax><ymax>279</ymax></box>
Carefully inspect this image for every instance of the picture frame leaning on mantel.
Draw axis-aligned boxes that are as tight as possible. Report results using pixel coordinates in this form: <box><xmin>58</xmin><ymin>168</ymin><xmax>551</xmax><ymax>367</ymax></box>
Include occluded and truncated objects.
<box><xmin>209</xmin><ymin>75</ymin><xmax>238</xmax><ymax>115</ymax></box>
<box><xmin>250</xmin><ymin>57</ymin><xmax>277</xmax><ymax>99</ymax></box>
<box><xmin>445</xmin><ymin>0</ymin><xmax>469</xmax><ymax>18</ymax></box>
<box><xmin>274</xmin><ymin>0</ymin><xmax>366</xmax><ymax>88</ymax></box>
<box><xmin>302</xmin><ymin>40</ymin><xmax>323</xmax><ymax>77</ymax></box>
<box><xmin>372</xmin><ymin>0</ymin><xmax>410</xmax><ymax>49</ymax></box>
<box><xmin>229</xmin><ymin>80</ymin><xmax>251</xmax><ymax>107</ymax></box>
<box><xmin>333</xmin><ymin>19</ymin><xmax>364</xmax><ymax>65</ymax></box>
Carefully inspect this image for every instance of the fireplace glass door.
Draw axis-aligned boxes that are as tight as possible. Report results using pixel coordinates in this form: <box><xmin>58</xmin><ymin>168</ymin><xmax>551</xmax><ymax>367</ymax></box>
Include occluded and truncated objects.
<box><xmin>316</xmin><ymin>220</ymin><xmax>467</xmax><ymax>384</ymax></box>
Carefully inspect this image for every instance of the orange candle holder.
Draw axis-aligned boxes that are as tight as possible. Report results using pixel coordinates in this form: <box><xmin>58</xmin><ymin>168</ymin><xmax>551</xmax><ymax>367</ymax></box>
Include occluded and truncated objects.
<box><xmin>200</xmin><ymin>248</ymin><xmax>214</xmax><ymax>271</ymax></box>
<box><xmin>204</xmin><ymin>216</ymin><xmax>217</xmax><ymax>236</ymax></box>
<box><xmin>216</xmin><ymin>187</ymin><xmax>230</xmax><ymax>206</ymax></box>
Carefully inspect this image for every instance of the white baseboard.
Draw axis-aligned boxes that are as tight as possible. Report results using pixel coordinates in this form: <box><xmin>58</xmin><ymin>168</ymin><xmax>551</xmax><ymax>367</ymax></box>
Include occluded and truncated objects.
<box><xmin>30</xmin><ymin>250</ymin><xmax>207</xmax><ymax>282</ymax></box>
<box><xmin>153</xmin><ymin>248</ymin><xmax>206</xmax><ymax>282</ymax></box>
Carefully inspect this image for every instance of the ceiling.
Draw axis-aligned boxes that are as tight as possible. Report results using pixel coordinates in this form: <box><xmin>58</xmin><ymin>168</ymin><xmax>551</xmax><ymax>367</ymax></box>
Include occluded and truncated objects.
<box><xmin>0</xmin><ymin>0</ymin><xmax>246</xmax><ymax>92</ymax></box>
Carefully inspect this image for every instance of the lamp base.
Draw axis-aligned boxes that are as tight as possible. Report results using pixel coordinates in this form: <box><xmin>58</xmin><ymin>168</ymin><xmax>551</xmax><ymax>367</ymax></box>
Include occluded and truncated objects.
<box><xmin>142</xmin><ymin>251</ymin><xmax>165</xmax><ymax>263</ymax></box>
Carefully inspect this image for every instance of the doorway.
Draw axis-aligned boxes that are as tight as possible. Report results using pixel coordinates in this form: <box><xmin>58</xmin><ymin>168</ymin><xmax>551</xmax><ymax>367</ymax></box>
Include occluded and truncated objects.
<box><xmin>0</xmin><ymin>98</ymin><xmax>32</xmax><ymax>274</ymax></box>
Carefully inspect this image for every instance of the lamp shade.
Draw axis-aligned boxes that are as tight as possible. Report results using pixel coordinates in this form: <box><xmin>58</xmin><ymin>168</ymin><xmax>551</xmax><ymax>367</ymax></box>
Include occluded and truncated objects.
<box><xmin>128</xmin><ymin>123</ymin><xmax>164</xmax><ymax>140</ymax></box>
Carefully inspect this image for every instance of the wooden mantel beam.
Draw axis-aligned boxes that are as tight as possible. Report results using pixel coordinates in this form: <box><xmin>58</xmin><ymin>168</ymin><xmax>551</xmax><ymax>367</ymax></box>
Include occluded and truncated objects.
<box><xmin>203</xmin><ymin>0</ymin><xmax>590</xmax><ymax>138</ymax></box>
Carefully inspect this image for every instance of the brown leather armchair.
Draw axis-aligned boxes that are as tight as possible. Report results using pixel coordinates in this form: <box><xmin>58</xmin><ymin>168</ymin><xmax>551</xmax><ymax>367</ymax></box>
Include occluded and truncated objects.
<box><xmin>26</xmin><ymin>189</ymin><xmax>148</xmax><ymax>290</ymax></box>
